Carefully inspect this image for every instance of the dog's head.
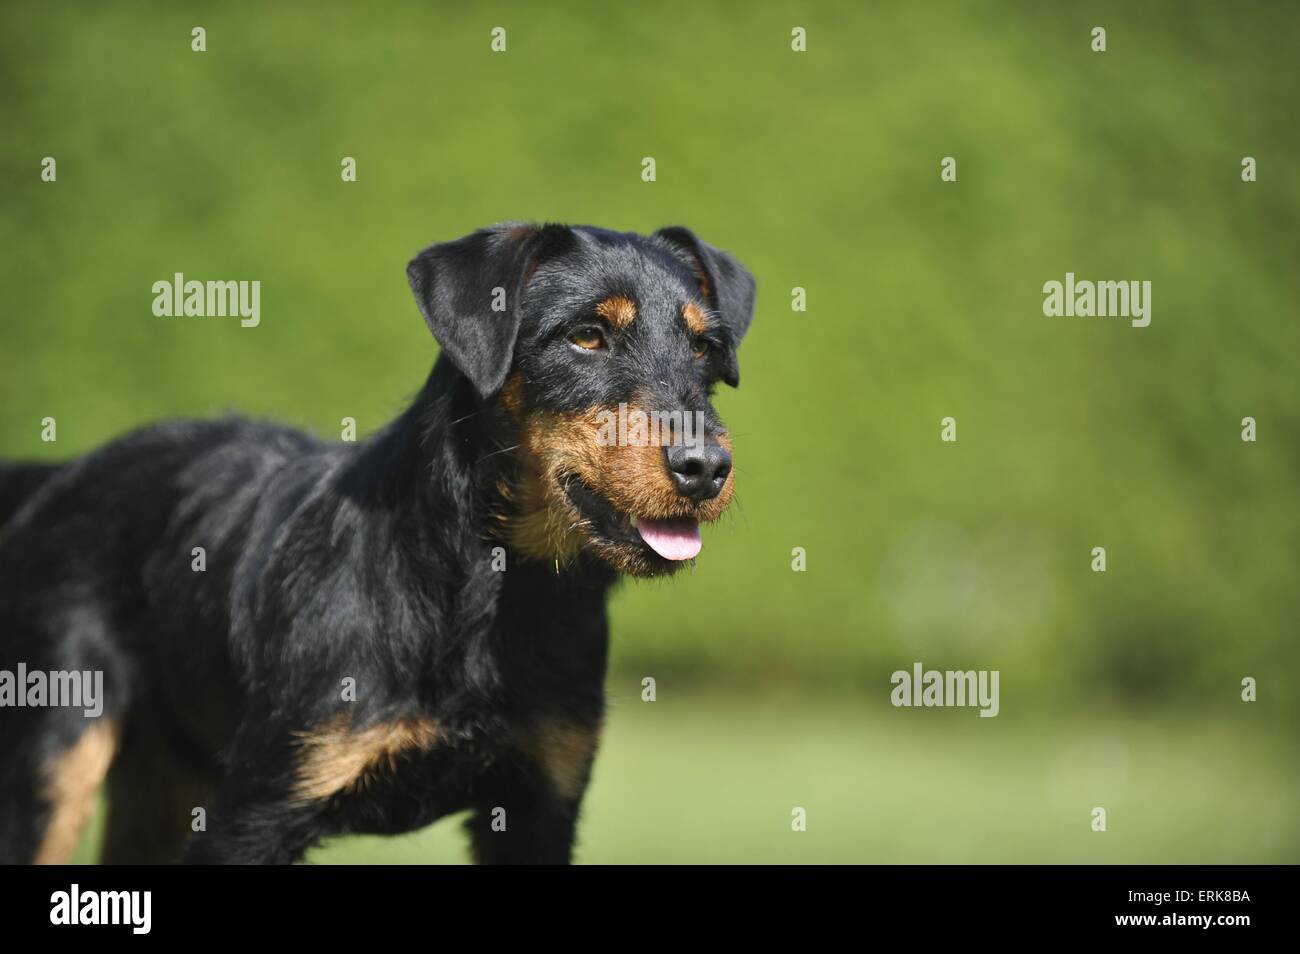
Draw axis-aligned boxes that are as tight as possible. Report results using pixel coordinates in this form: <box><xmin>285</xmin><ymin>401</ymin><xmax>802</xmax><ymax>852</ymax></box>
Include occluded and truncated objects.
<box><xmin>407</xmin><ymin>223</ymin><xmax>755</xmax><ymax>576</ymax></box>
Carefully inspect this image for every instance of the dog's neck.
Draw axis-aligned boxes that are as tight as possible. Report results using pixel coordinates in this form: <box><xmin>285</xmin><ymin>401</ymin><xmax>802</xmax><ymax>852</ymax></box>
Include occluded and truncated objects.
<box><xmin>333</xmin><ymin>356</ymin><xmax>614</xmax><ymax>703</ymax></box>
<box><xmin>338</xmin><ymin>354</ymin><xmax>616</xmax><ymax>596</ymax></box>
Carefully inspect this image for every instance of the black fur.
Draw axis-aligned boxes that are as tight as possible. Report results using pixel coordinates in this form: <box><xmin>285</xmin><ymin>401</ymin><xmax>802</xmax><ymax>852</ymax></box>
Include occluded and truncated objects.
<box><xmin>0</xmin><ymin>223</ymin><xmax>755</xmax><ymax>864</ymax></box>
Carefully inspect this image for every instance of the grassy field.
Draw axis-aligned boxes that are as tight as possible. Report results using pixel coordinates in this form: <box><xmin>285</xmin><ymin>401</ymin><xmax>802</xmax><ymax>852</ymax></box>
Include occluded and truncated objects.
<box><xmin>69</xmin><ymin>690</ymin><xmax>1297</xmax><ymax>864</ymax></box>
<box><xmin>8</xmin><ymin>1</ymin><xmax>1298</xmax><ymax>862</ymax></box>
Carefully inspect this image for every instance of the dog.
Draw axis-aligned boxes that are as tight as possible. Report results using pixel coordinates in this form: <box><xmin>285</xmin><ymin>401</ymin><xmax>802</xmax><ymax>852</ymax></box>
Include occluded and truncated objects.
<box><xmin>0</xmin><ymin>223</ymin><xmax>755</xmax><ymax>864</ymax></box>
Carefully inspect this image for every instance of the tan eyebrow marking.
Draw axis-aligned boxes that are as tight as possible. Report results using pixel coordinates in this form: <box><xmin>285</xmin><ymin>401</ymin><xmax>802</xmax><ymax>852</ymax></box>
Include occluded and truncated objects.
<box><xmin>682</xmin><ymin>302</ymin><xmax>709</xmax><ymax>335</ymax></box>
<box><xmin>595</xmin><ymin>295</ymin><xmax>637</xmax><ymax>329</ymax></box>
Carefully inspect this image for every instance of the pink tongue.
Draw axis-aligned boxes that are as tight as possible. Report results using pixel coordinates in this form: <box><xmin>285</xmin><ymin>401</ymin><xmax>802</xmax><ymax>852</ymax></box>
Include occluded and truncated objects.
<box><xmin>635</xmin><ymin>517</ymin><xmax>702</xmax><ymax>561</ymax></box>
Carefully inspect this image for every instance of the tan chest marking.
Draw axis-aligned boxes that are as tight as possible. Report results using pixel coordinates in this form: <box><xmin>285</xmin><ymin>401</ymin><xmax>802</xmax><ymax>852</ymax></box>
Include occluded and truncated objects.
<box><xmin>293</xmin><ymin>715</ymin><xmax>442</xmax><ymax>802</ymax></box>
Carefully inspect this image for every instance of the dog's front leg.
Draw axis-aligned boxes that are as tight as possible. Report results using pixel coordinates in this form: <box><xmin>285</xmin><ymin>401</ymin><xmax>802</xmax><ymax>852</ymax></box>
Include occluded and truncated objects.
<box><xmin>181</xmin><ymin>727</ymin><xmax>328</xmax><ymax>865</ymax></box>
<box><xmin>464</xmin><ymin>721</ymin><xmax>600</xmax><ymax>865</ymax></box>
<box><xmin>182</xmin><ymin>785</ymin><xmax>325</xmax><ymax>864</ymax></box>
<box><xmin>464</xmin><ymin>791</ymin><xmax>584</xmax><ymax>865</ymax></box>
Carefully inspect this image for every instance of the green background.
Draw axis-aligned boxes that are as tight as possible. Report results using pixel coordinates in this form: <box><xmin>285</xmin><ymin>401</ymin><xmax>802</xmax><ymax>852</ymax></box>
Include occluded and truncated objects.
<box><xmin>2</xmin><ymin>1</ymin><xmax>1296</xmax><ymax>863</ymax></box>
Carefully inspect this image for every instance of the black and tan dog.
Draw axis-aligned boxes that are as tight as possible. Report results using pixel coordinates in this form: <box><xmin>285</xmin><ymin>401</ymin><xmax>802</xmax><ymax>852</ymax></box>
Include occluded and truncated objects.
<box><xmin>0</xmin><ymin>224</ymin><xmax>754</xmax><ymax>864</ymax></box>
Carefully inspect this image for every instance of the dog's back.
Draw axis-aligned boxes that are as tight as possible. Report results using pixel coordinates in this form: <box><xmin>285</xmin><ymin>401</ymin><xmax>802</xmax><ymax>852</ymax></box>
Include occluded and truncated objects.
<box><xmin>0</xmin><ymin>462</ymin><xmax>59</xmax><ymax>530</ymax></box>
<box><xmin>0</xmin><ymin>417</ymin><xmax>327</xmax><ymax>862</ymax></box>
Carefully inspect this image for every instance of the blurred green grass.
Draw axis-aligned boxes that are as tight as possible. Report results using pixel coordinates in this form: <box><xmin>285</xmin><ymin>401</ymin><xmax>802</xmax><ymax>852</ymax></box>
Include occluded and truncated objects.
<box><xmin>7</xmin><ymin>0</ymin><xmax>1298</xmax><ymax>862</ymax></box>
<box><xmin>324</xmin><ymin>692</ymin><xmax>1300</xmax><ymax>863</ymax></box>
<box><xmin>70</xmin><ymin>690</ymin><xmax>1299</xmax><ymax>864</ymax></box>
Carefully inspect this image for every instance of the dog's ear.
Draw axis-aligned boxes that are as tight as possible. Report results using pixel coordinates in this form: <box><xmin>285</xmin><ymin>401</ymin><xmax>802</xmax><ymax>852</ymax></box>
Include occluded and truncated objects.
<box><xmin>654</xmin><ymin>226</ymin><xmax>756</xmax><ymax>385</ymax></box>
<box><xmin>407</xmin><ymin>223</ymin><xmax>567</xmax><ymax>399</ymax></box>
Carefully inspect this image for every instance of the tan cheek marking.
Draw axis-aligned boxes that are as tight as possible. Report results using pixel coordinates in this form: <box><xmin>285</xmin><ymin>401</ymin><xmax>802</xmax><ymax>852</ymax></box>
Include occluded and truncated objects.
<box><xmin>518</xmin><ymin>719</ymin><xmax>602</xmax><ymax>800</ymax></box>
<box><xmin>506</xmin><ymin>405</ymin><xmax>738</xmax><ymax>563</ymax></box>
<box><xmin>595</xmin><ymin>295</ymin><xmax>637</xmax><ymax>330</ymax></box>
<box><xmin>293</xmin><ymin>715</ymin><xmax>442</xmax><ymax>802</ymax></box>
<box><xmin>503</xmin><ymin>465</ymin><xmax>587</xmax><ymax>563</ymax></box>
<box><xmin>35</xmin><ymin>719</ymin><xmax>118</xmax><ymax>864</ymax></box>
<box><xmin>597</xmin><ymin>416</ymin><xmax>684</xmax><ymax>517</ymax></box>
<box><xmin>541</xmin><ymin>404</ymin><xmax>683</xmax><ymax>517</ymax></box>
<box><xmin>592</xmin><ymin>412</ymin><xmax>736</xmax><ymax>522</ymax></box>
<box><xmin>505</xmin><ymin>410</ymin><xmax>602</xmax><ymax>562</ymax></box>
<box><xmin>682</xmin><ymin>302</ymin><xmax>709</xmax><ymax>335</ymax></box>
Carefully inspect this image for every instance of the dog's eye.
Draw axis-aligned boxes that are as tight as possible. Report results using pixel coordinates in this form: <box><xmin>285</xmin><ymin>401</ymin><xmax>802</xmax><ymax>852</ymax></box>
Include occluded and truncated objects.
<box><xmin>568</xmin><ymin>326</ymin><xmax>606</xmax><ymax>352</ymax></box>
<box><xmin>691</xmin><ymin>337</ymin><xmax>710</xmax><ymax>358</ymax></box>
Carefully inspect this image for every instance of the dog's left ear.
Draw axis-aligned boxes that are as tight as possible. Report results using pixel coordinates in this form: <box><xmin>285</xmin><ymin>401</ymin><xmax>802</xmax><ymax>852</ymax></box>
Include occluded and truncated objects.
<box><xmin>407</xmin><ymin>223</ymin><xmax>568</xmax><ymax>399</ymax></box>
<box><xmin>654</xmin><ymin>226</ymin><xmax>756</xmax><ymax>386</ymax></box>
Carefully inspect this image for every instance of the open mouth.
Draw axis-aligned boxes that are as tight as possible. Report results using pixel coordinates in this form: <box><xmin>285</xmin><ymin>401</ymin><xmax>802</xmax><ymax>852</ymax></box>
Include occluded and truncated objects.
<box><xmin>562</xmin><ymin>476</ymin><xmax>701</xmax><ymax>565</ymax></box>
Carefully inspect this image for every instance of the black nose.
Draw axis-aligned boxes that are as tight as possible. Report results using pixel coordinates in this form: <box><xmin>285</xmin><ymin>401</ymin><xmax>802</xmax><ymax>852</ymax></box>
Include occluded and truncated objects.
<box><xmin>665</xmin><ymin>443</ymin><xmax>732</xmax><ymax>501</ymax></box>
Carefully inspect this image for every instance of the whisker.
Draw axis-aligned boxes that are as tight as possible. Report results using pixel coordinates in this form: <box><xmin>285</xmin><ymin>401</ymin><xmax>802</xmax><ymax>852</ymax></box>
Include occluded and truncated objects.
<box><xmin>475</xmin><ymin>443</ymin><xmax>521</xmax><ymax>464</ymax></box>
